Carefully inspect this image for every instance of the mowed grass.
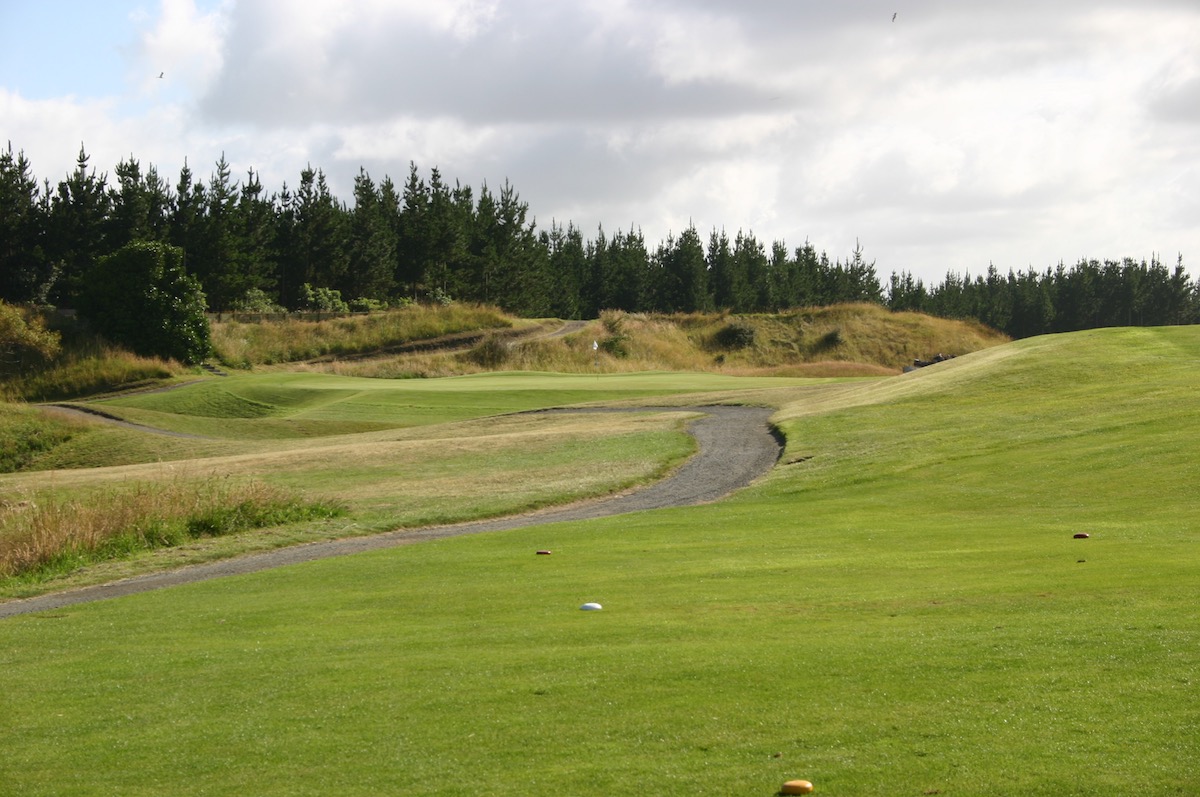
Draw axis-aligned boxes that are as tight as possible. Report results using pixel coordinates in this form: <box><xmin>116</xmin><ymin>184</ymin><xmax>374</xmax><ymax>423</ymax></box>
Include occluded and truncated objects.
<box><xmin>69</xmin><ymin>370</ymin><xmax>811</xmax><ymax>441</ymax></box>
<box><xmin>2</xmin><ymin>327</ymin><xmax>1199</xmax><ymax>795</ymax></box>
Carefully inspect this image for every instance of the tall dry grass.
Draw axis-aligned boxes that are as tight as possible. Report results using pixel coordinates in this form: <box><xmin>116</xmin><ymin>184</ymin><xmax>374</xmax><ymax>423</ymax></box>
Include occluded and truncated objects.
<box><xmin>0</xmin><ymin>478</ymin><xmax>343</xmax><ymax>579</ymax></box>
<box><xmin>210</xmin><ymin>303</ymin><xmax>514</xmax><ymax>367</ymax></box>
<box><xmin>305</xmin><ymin>306</ymin><xmax>1009</xmax><ymax>378</ymax></box>
<box><xmin>1</xmin><ymin>344</ymin><xmax>183</xmax><ymax>402</ymax></box>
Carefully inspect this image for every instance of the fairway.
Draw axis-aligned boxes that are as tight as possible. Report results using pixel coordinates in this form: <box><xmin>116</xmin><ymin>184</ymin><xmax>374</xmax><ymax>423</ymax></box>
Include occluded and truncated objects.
<box><xmin>88</xmin><ymin>369</ymin><xmax>811</xmax><ymax>437</ymax></box>
<box><xmin>2</xmin><ymin>328</ymin><xmax>1198</xmax><ymax>795</ymax></box>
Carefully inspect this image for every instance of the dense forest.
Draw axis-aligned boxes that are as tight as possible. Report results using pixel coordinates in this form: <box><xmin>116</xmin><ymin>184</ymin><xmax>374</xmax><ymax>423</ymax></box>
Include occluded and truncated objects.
<box><xmin>2</xmin><ymin>142</ymin><xmax>1197</xmax><ymax>339</ymax></box>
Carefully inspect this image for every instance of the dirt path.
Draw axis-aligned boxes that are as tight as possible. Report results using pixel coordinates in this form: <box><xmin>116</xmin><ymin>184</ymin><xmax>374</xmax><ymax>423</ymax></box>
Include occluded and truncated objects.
<box><xmin>0</xmin><ymin>405</ymin><xmax>780</xmax><ymax>619</ymax></box>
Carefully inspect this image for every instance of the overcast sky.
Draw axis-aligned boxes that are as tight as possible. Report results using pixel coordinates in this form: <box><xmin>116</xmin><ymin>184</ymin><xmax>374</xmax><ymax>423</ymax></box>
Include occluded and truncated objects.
<box><xmin>2</xmin><ymin>0</ymin><xmax>1198</xmax><ymax>284</ymax></box>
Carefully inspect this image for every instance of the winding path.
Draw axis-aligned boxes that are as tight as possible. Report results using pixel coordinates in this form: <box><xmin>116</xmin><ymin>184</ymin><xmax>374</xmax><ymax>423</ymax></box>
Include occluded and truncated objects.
<box><xmin>0</xmin><ymin>405</ymin><xmax>780</xmax><ymax>619</ymax></box>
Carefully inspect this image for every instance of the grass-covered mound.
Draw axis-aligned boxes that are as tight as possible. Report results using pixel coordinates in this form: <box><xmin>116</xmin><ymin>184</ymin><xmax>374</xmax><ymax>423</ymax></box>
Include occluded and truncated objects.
<box><xmin>316</xmin><ymin>304</ymin><xmax>1008</xmax><ymax>378</ymax></box>
<box><xmin>1</xmin><ymin>325</ymin><xmax>1196</xmax><ymax>795</ymax></box>
<box><xmin>6</xmin><ymin>302</ymin><xmax>1005</xmax><ymax>403</ymax></box>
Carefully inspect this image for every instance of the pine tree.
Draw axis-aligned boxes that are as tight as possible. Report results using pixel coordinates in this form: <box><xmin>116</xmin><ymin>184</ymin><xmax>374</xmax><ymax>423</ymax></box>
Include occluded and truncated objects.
<box><xmin>234</xmin><ymin>168</ymin><xmax>278</xmax><ymax>305</ymax></box>
<box><xmin>0</xmin><ymin>143</ymin><xmax>48</xmax><ymax>302</ymax></box>
<box><xmin>344</xmin><ymin>168</ymin><xmax>396</xmax><ymax>301</ymax></box>
<box><xmin>168</xmin><ymin>159</ymin><xmax>207</xmax><ymax>296</ymax></box>
<box><xmin>396</xmin><ymin>163</ymin><xmax>430</xmax><ymax>297</ymax></box>
<box><xmin>291</xmin><ymin>166</ymin><xmax>349</xmax><ymax>301</ymax></box>
<box><xmin>46</xmin><ymin>145</ymin><xmax>111</xmax><ymax>306</ymax></box>
<box><xmin>192</xmin><ymin>154</ymin><xmax>242</xmax><ymax>312</ymax></box>
<box><xmin>708</xmin><ymin>229</ymin><xmax>735</xmax><ymax>310</ymax></box>
<box><xmin>543</xmin><ymin>221</ymin><xmax>587</xmax><ymax>319</ymax></box>
<box><xmin>655</xmin><ymin>225</ymin><xmax>709</xmax><ymax>312</ymax></box>
<box><xmin>731</xmin><ymin>231</ymin><xmax>767</xmax><ymax>311</ymax></box>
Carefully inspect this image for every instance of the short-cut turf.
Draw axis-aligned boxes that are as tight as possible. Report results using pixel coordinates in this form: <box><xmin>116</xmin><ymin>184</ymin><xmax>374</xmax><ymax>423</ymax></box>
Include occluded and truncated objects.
<box><xmin>1</xmin><ymin>326</ymin><xmax>1197</xmax><ymax>796</ymax></box>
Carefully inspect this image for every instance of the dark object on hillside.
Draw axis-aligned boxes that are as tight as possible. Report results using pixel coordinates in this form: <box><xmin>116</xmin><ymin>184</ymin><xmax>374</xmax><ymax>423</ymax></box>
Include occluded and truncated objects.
<box><xmin>1073</xmin><ymin>533</ymin><xmax>1090</xmax><ymax>539</ymax></box>
<box><xmin>912</xmin><ymin>353</ymin><xmax>955</xmax><ymax>368</ymax></box>
<box><xmin>536</xmin><ymin>550</ymin><xmax>552</xmax><ymax>555</ymax></box>
<box><xmin>713</xmin><ymin>320</ymin><xmax>756</xmax><ymax>350</ymax></box>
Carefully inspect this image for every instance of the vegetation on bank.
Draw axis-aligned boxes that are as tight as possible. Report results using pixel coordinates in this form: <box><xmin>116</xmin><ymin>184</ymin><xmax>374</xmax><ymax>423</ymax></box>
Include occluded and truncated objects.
<box><xmin>209</xmin><ymin>301</ymin><xmax>515</xmax><ymax>367</ymax></box>
<box><xmin>2</xmin><ymin>301</ymin><xmax>1007</xmax><ymax>401</ymax></box>
<box><xmin>291</xmin><ymin>304</ymin><xmax>1008</xmax><ymax>379</ymax></box>
<box><xmin>0</xmin><ymin>302</ymin><xmax>187</xmax><ymax>402</ymax></box>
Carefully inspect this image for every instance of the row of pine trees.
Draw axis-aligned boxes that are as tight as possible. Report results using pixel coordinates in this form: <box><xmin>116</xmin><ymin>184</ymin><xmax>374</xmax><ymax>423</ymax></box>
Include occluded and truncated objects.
<box><xmin>2</xmin><ymin>143</ymin><xmax>1197</xmax><ymax>338</ymax></box>
<box><xmin>0</xmin><ymin>145</ymin><xmax>882</xmax><ymax>320</ymax></box>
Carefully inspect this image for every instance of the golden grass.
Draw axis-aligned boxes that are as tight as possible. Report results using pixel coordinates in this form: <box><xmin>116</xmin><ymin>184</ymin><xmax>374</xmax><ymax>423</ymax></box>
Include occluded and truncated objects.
<box><xmin>294</xmin><ymin>305</ymin><xmax>1007</xmax><ymax>378</ymax></box>
<box><xmin>0</xmin><ymin>410</ymin><xmax>689</xmax><ymax>514</ymax></box>
<box><xmin>0</xmin><ymin>477</ymin><xmax>309</xmax><ymax>578</ymax></box>
<box><xmin>2</xmin><ymin>344</ymin><xmax>185</xmax><ymax>402</ymax></box>
<box><xmin>210</xmin><ymin>303</ymin><xmax>515</xmax><ymax>366</ymax></box>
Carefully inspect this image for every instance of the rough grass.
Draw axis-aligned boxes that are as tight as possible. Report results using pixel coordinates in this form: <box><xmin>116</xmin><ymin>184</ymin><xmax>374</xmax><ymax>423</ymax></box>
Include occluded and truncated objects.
<box><xmin>0</xmin><ymin>477</ymin><xmax>345</xmax><ymax>582</ymax></box>
<box><xmin>251</xmin><ymin>305</ymin><xmax>1008</xmax><ymax>378</ymax></box>
<box><xmin>2</xmin><ymin>343</ymin><xmax>185</xmax><ymax>402</ymax></box>
<box><xmin>209</xmin><ymin>303</ymin><xmax>515</xmax><ymax>366</ymax></box>
<box><xmin>5</xmin><ymin>304</ymin><xmax>1003</xmax><ymax>402</ymax></box>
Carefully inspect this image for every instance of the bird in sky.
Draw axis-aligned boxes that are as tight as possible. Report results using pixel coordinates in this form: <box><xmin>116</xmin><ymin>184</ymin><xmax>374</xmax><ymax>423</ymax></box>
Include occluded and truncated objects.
<box><xmin>892</xmin><ymin>12</ymin><xmax>897</xmax><ymax>22</ymax></box>
<box><xmin>157</xmin><ymin>71</ymin><xmax>164</xmax><ymax>79</ymax></box>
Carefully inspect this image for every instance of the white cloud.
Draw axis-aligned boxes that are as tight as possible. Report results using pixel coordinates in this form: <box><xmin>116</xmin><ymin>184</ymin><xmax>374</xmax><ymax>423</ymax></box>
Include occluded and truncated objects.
<box><xmin>131</xmin><ymin>0</ymin><xmax>227</xmax><ymax>96</ymax></box>
<box><xmin>4</xmin><ymin>0</ymin><xmax>1200</xmax><ymax>283</ymax></box>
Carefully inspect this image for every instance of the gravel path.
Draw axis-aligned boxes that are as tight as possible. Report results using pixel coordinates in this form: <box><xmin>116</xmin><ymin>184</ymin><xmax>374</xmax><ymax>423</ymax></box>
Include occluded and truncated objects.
<box><xmin>0</xmin><ymin>405</ymin><xmax>780</xmax><ymax>619</ymax></box>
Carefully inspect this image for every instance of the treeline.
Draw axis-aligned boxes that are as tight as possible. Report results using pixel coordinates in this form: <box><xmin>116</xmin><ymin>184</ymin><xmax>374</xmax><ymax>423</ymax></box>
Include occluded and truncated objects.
<box><xmin>0</xmin><ymin>144</ymin><xmax>881</xmax><ymax>319</ymax></box>
<box><xmin>2</xmin><ymin>142</ymin><xmax>1197</xmax><ymax>338</ymax></box>
<box><xmin>888</xmin><ymin>258</ymin><xmax>1198</xmax><ymax>338</ymax></box>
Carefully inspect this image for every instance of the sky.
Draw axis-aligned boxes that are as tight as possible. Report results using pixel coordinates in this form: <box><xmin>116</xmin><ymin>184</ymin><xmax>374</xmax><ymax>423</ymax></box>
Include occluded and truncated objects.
<box><xmin>2</xmin><ymin>0</ymin><xmax>1198</xmax><ymax>285</ymax></box>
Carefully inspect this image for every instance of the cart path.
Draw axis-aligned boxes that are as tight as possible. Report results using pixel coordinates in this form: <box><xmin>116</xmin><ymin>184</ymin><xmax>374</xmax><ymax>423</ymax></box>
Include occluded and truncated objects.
<box><xmin>0</xmin><ymin>405</ymin><xmax>780</xmax><ymax>619</ymax></box>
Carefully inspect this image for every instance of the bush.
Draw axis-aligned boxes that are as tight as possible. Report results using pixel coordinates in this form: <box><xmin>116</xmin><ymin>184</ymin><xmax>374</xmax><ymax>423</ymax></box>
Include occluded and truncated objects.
<box><xmin>816</xmin><ymin>327</ymin><xmax>844</xmax><ymax>350</ymax></box>
<box><xmin>713</xmin><ymin>319</ymin><xmax>756</xmax><ymax>349</ymax></box>
<box><xmin>299</xmin><ymin>283</ymin><xmax>349</xmax><ymax>313</ymax></box>
<box><xmin>232</xmin><ymin>288</ymin><xmax>286</xmax><ymax>314</ymax></box>
<box><xmin>76</xmin><ymin>241</ymin><xmax>212</xmax><ymax>364</ymax></box>
<box><xmin>599</xmin><ymin>310</ymin><xmax>630</xmax><ymax>357</ymax></box>
<box><xmin>0</xmin><ymin>301</ymin><xmax>62</xmax><ymax>376</ymax></box>
<box><xmin>348</xmin><ymin>297</ymin><xmax>388</xmax><ymax>313</ymax></box>
<box><xmin>465</xmin><ymin>334</ymin><xmax>510</xmax><ymax>368</ymax></box>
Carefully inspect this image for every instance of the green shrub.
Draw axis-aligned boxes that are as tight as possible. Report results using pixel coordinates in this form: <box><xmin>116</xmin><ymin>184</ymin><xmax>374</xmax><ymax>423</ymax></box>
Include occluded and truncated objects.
<box><xmin>816</xmin><ymin>327</ymin><xmax>843</xmax><ymax>349</ymax></box>
<box><xmin>76</xmin><ymin>241</ymin><xmax>212</xmax><ymax>364</ymax></box>
<box><xmin>348</xmin><ymin>297</ymin><xmax>388</xmax><ymax>313</ymax></box>
<box><xmin>231</xmin><ymin>288</ymin><xmax>286</xmax><ymax>313</ymax></box>
<box><xmin>299</xmin><ymin>283</ymin><xmax>349</xmax><ymax>313</ymax></box>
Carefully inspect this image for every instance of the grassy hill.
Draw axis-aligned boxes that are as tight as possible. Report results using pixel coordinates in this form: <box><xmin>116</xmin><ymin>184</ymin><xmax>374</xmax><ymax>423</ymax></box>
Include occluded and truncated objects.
<box><xmin>3</xmin><ymin>303</ymin><xmax>1005</xmax><ymax>405</ymax></box>
<box><xmin>1</xmin><ymin>324</ymin><xmax>1197</xmax><ymax>795</ymax></box>
<box><xmin>222</xmin><ymin>303</ymin><xmax>1006</xmax><ymax>379</ymax></box>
